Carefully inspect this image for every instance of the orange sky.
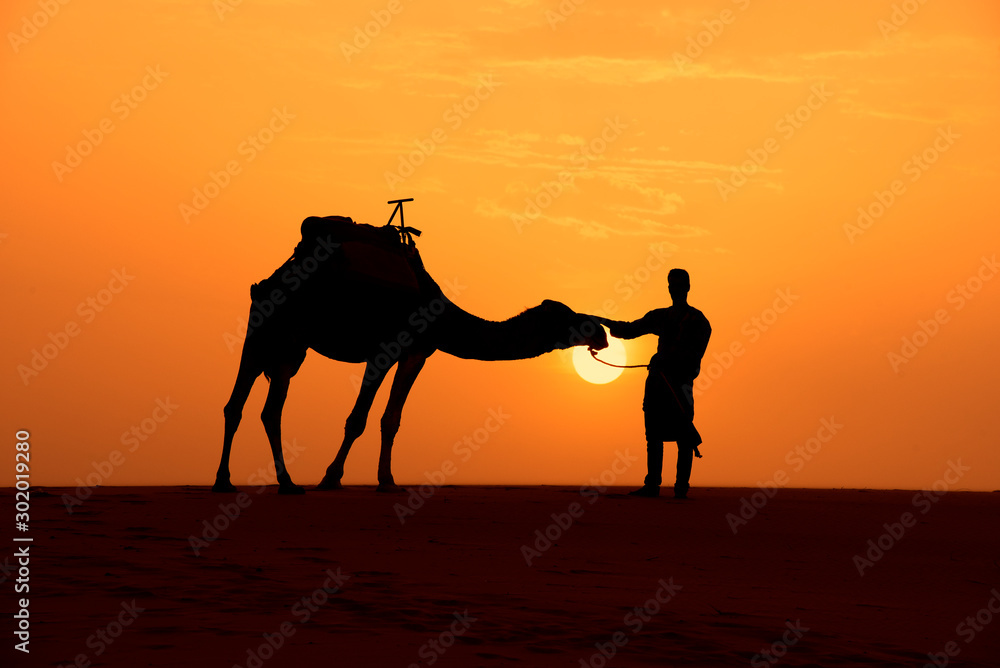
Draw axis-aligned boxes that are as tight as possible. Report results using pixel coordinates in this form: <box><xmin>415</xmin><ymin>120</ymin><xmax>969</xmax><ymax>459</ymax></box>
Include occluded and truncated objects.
<box><xmin>2</xmin><ymin>0</ymin><xmax>998</xmax><ymax>490</ymax></box>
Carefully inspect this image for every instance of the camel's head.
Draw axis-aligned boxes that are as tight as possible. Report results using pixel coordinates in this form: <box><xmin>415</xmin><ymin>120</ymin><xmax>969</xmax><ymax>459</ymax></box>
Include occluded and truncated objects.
<box><xmin>539</xmin><ymin>300</ymin><xmax>609</xmax><ymax>351</ymax></box>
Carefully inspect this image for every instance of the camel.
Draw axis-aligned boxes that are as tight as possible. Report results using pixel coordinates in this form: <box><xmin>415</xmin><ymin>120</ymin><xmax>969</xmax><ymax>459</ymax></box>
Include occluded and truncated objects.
<box><xmin>213</xmin><ymin>214</ymin><xmax>608</xmax><ymax>494</ymax></box>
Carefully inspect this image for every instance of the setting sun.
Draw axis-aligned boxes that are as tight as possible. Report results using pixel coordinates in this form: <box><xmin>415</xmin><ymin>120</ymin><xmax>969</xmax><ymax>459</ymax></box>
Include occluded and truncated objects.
<box><xmin>572</xmin><ymin>331</ymin><xmax>627</xmax><ymax>384</ymax></box>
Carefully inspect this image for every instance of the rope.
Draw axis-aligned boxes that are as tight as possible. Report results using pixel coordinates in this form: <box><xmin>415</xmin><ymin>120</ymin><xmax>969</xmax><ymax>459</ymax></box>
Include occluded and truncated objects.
<box><xmin>587</xmin><ymin>348</ymin><xmax>702</xmax><ymax>459</ymax></box>
<box><xmin>588</xmin><ymin>348</ymin><xmax>648</xmax><ymax>369</ymax></box>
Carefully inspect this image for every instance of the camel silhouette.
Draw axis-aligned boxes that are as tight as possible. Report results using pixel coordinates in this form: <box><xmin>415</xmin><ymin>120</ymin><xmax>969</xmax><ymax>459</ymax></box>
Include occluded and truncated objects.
<box><xmin>213</xmin><ymin>214</ymin><xmax>608</xmax><ymax>494</ymax></box>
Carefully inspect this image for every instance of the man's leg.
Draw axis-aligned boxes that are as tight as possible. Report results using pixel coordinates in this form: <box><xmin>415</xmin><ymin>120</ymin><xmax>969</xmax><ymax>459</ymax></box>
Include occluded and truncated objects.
<box><xmin>630</xmin><ymin>440</ymin><xmax>663</xmax><ymax>497</ymax></box>
<box><xmin>633</xmin><ymin>375</ymin><xmax>667</xmax><ymax>498</ymax></box>
<box><xmin>674</xmin><ymin>440</ymin><xmax>695</xmax><ymax>499</ymax></box>
<box><xmin>644</xmin><ymin>440</ymin><xmax>664</xmax><ymax>486</ymax></box>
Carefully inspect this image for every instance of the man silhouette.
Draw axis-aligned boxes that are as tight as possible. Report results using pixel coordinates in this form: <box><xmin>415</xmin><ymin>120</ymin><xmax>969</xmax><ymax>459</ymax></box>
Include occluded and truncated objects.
<box><xmin>598</xmin><ymin>269</ymin><xmax>711</xmax><ymax>498</ymax></box>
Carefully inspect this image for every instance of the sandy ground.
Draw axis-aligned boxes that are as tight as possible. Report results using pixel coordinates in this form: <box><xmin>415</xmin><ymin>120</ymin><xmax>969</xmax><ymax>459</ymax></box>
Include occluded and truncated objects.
<box><xmin>6</xmin><ymin>485</ymin><xmax>1000</xmax><ymax>667</ymax></box>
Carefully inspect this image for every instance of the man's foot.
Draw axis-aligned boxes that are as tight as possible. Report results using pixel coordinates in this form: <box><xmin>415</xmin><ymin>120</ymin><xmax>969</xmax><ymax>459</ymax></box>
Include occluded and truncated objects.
<box><xmin>628</xmin><ymin>485</ymin><xmax>660</xmax><ymax>498</ymax></box>
<box><xmin>673</xmin><ymin>486</ymin><xmax>689</xmax><ymax>499</ymax></box>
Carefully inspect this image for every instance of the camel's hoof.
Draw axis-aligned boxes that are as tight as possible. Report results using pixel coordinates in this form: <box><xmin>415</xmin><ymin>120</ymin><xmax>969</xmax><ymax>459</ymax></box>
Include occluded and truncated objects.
<box><xmin>212</xmin><ymin>480</ymin><xmax>239</xmax><ymax>493</ymax></box>
<box><xmin>376</xmin><ymin>483</ymin><xmax>404</xmax><ymax>494</ymax></box>
<box><xmin>278</xmin><ymin>483</ymin><xmax>306</xmax><ymax>495</ymax></box>
<box><xmin>315</xmin><ymin>478</ymin><xmax>343</xmax><ymax>491</ymax></box>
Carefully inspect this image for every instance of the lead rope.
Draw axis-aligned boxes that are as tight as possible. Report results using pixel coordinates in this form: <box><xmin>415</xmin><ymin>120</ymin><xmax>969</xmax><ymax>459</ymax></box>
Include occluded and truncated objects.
<box><xmin>588</xmin><ymin>347</ymin><xmax>703</xmax><ymax>459</ymax></box>
<box><xmin>588</xmin><ymin>348</ymin><xmax>648</xmax><ymax>369</ymax></box>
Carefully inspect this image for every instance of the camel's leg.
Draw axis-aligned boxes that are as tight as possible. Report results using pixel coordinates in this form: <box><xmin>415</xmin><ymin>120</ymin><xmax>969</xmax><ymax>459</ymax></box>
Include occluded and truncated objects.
<box><xmin>317</xmin><ymin>361</ymin><xmax>391</xmax><ymax>490</ymax></box>
<box><xmin>260</xmin><ymin>364</ymin><xmax>305</xmax><ymax>495</ymax></box>
<box><xmin>377</xmin><ymin>352</ymin><xmax>429</xmax><ymax>493</ymax></box>
<box><xmin>213</xmin><ymin>352</ymin><xmax>262</xmax><ymax>493</ymax></box>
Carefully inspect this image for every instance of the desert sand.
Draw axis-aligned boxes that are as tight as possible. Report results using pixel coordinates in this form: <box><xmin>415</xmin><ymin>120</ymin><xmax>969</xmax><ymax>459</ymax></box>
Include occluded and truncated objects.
<box><xmin>9</xmin><ymin>485</ymin><xmax>1000</xmax><ymax>667</ymax></box>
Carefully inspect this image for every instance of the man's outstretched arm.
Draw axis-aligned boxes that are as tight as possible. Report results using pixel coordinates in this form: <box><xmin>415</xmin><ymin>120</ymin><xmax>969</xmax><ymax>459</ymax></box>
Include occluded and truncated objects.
<box><xmin>593</xmin><ymin>312</ymin><xmax>657</xmax><ymax>340</ymax></box>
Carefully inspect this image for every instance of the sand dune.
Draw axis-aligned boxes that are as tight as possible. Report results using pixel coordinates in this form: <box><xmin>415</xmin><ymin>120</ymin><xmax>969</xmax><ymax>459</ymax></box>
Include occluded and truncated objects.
<box><xmin>9</xmin><ymin>486</ymin><xmax>999</xmax><ymax>667</ymax></box>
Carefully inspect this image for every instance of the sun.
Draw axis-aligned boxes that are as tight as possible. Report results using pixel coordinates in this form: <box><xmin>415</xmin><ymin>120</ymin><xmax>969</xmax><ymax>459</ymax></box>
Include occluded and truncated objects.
<box><xmin>573</xmin><ymin>331</ymin><xmax>627</xmax><ymax>384</ymax></box>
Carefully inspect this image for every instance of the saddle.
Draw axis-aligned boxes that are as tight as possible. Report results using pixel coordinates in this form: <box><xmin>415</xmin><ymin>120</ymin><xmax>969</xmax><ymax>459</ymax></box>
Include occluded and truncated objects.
<box><xmin>252</xmin><ymin>216</ymin><xmax>424</xmax><ymax>301</ymax></box>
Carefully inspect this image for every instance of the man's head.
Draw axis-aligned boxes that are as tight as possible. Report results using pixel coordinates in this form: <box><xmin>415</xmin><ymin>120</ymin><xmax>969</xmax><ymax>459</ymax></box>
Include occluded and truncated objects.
<box><xmin>668</xmin><ymin>268</ymin><xmax>690</xmax><ymax>304</ymax></box>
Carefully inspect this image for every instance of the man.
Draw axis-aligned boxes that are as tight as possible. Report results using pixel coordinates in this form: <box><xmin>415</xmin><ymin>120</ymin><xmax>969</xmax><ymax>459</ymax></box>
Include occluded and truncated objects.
<box><xmin>599</xmin><ymin>268</ymin><xmax>711</xmax><ymax>499</ymax></box>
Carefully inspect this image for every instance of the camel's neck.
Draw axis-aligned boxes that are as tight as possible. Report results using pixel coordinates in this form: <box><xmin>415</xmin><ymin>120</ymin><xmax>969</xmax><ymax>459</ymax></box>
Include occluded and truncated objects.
<box><xmin>433</xmin><ymin>300</ymin><xmax>562</xmax><ymax>361</ymax></box>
